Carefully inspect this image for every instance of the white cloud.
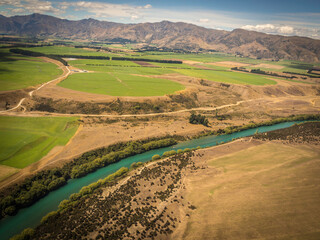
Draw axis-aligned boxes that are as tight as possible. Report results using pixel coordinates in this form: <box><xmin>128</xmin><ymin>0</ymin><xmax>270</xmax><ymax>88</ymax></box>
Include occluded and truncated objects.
<box><xmin>242</xmin><ymin>24</ymin><xmax>294</xmax><ymax>35</ymax></box>
<box><xmin>61</xmin><ymin>1</ymin><xmax>151</xmax><ymax>20</ymax></box>
<box><xmin>199</xmin><ymin>18</ymin><xmax>209</xmax><ymax>23</ymax></box>
<box><xmin>144</xmin><ymin>4</ymin><xmax>152</xmax><ymax>9</ymax></box>
<box><xmin>131</xmin><ymin>15</ymin><xmax>139</xmax><ymax>20</ymax></box>
<box><xmin>278</xmin><ymin>26</ymin><xmax>294</xmax><ymax>34</ymax></box>
<box><xmin>0</xmin><ymin>0</ymin><xmax>64</xmax><ymax>14</ymax></box>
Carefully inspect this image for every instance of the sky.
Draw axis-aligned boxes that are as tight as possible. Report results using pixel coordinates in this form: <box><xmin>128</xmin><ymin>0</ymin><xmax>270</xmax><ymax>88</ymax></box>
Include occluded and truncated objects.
<box><xmin>1</xmin><ymin>0</ymin><xmax>320</xmax><ymax>39</ymax></box>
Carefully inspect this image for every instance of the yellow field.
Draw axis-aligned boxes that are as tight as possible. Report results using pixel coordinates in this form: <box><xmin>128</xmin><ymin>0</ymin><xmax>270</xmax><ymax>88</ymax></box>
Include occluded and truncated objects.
<box><xmin>183</xmin><ymin>142</ymin><xmax>320</xmax><ymax>239</ymax></box>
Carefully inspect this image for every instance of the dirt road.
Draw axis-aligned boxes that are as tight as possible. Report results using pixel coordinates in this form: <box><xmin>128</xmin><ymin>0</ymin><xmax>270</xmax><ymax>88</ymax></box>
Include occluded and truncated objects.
<box><xmin>0</xmin><ymin>99</ymin><xmax>256</xmax><ymax>118</ymax></box>
<box><xmin>0</xmin><ymin>57</ymin><xmax>71</xmax><ymax>113</ymax></box>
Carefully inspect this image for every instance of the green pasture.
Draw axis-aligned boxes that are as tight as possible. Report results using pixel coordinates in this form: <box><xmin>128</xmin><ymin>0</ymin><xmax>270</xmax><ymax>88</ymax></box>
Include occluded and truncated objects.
<box><xmin>69</xmin><ymin>59</ymin><xmax>140</xmax><ymax>67</ymax></box>
<box><xmin>0</xmin><ymin>116</ymin><xmax>79</xmax><ymax>168</ymax></box>
<box><xmin>58</xmin><ymin>72</ymin><xmax>184</xmax><ymax>96</ymax></box>
<box><xmin>69</xmin><ymin>59</ymin><xmax>174</xmax><ymax>75</ymax></box>
<box><xmin>174</xmin><ymin>68</ymin><xmax>276</xmax><ymax>85</ymax></box>
<box><xmin>0</xmin><ymin>49</ymin><xmax>63</xmax><ymax>91</ymax></box>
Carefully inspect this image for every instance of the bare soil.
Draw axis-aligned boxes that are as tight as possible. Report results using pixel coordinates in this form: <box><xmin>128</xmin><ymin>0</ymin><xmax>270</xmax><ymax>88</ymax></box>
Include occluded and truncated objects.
<box><xmin>254</xmin><ymin>63</ymin><xmax>284</xmax><ymax>69</ymax></box>
<box><xmin>207</xmin><ymin>61</ymin><xmax>250</xmax><ymax>68</ymax></box>
<box><xmin>133</xmin><ymin>61</ymin><xmax>158</xmax><ymax>67</ymax></box>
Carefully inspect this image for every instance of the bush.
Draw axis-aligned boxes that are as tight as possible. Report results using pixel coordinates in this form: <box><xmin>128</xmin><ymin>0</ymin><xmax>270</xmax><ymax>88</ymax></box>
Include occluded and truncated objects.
<box><xmin>4</xmin><ymin>205</ymin><xmax>16</xmax><ymax>216</ymax></box>
<box><xmin>183</xmin><ymin>148</ymin><xmax>192</xmax><ymax>153</ymax></box>
<box><xmin>10</xmin><ymin>228</ymin><xmax>34</xmax><ymax>240</ymax></box>
<box><xmin>130</xmin><ymin>162</ymin><xmax>143</xmax><ymax>169</ymax></box>
<box><xmin>162</xmin><ymin>150</ymin><xmax>177</xmax><ymax>158</ymax></box>
<box><xmin>41</xmin><ymin>211</ymin><xmax>59</xmax><ymax>224</ymax></box>
<box><xmin>152</xmin><ymin>154</ymin><xmax>161</xmax><ymax>161</ymax></box>
<box><xmin>189</xmin><ymin>113</ymin><xmax>209</xmax><ymax>126</ymax></box>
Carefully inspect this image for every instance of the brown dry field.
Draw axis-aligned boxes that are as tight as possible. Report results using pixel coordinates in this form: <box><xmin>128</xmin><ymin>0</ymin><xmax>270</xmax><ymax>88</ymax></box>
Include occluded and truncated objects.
<box><xmin>133</xmin><ymin>61</ymin><xmax>158</xmax><ymax>67</ymax></box>
<box><xmin>173</xmin><ymin>141</ymin><xmax>320</xmax><ymax>240</ymax></box>
<box><xmin>207</xmin><ymin>61</ymin><xmax>250</xmax><ymax>68</ymax></box>
<box><xmin>32</xmin><ymin>137</ymin><xmax>320</xmax><ymax>239</ymax></box>
<box><xmin>0</xmin><ymin>165</ymin><xmax>19</xmax><ymax>182</ymax></box>
<box><xmin>254</xmin><ymin>63</ymin><xmax>285</xmax><ymax>69</ymax></box>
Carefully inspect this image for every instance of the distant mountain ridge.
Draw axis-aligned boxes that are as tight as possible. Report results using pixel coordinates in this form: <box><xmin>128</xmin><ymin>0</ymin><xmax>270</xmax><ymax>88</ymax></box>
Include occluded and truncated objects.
<box><xmin>1</xmin><ymin>13</ymin><xmax>320</xmax><ymax>62</ymax></box>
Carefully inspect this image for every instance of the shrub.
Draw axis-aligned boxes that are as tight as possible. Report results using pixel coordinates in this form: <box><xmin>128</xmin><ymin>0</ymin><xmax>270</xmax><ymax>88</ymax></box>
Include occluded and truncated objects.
<box><xmin>41</xmin><ymin>211</ymin><xmax>59</xmax><ymax>224</ymax></box>
<box><xmin>189</xmin><ymin>113</ymin><xmax>209</xmax><ymax>126</ymax></box>
<box><xmin>130</xmin><ymin>162</ymin><xmax>143</xmax><ymax>169</ymax></box>
<box><xmin>162</xmin><ymin>150</ymin><xmax>177</xmax><ymax>158</ymax></box>
<box><xmin>152</xmin><ymin>154</ymin><xmax>161</xmax><ymax>161</ymax></box>
<box><xmin>183</xmin><ymin>148</ymin><xmax>192</xmax><ymax>153</ymax></box>
<box><xmin>10</xmin><ymin>228</ymin><xmax>34</xmax><ymax>240</ymax></box>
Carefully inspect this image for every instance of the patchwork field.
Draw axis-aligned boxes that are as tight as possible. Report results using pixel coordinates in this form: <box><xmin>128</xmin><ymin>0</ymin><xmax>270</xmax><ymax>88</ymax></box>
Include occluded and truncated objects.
<box><xmin>61</xmin><ymin>57</ymin><xmax>276</xmax><ymax>97</ymax></box>
<box><xmin>0</xmin><ymin>116</ymin><xmax>79</xmax><ymax>169</ymax></box>
<box><xmin>0</xmin><ymin>50</ymin><xmax>63</xmax><ymax>91</ymax></box>
<box><xmin>182</xmin><ymin>142</ymin><xmax>320</xmax><ymax>239</ymax></box>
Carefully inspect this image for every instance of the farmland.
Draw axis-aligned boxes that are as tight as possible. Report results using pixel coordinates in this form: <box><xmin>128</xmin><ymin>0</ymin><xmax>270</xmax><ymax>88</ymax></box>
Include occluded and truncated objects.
<box><xmin>0</xmin><ymin>116</ymin><xmax>79</xmax><ymax>169</ymax></box>
<box><xmin>174</xmin><ymin>68</ymin><xmax>276</xmax><ymax>85</ymax></box>
<box><xmin>57</xmin><ymin>55</ymin><xmax>277</xmax><ymax>97</ymax></box>
<box><xmin>58</xmin><ymin>72</ymin><xmax>184</xmax><ymax>96</ymax></box>
<box><xmin>0</xmin><ymin>49</ymin><xmax>63</xmax><ymax>91</ymax></box>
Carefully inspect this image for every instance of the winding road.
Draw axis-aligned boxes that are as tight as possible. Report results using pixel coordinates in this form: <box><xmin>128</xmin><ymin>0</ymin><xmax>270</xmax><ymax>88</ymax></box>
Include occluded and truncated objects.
<box><xmin>0</xmin><ymin>58</ymin><xmax>71</xmax><ymax>113</ymax></box>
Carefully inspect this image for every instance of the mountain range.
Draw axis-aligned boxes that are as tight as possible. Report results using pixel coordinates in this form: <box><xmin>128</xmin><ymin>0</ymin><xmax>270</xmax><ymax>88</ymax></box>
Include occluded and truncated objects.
<box><xmin>1</xmin><ymin>13</ymin><xmax>320</xmax><ymax>62</ymax></box>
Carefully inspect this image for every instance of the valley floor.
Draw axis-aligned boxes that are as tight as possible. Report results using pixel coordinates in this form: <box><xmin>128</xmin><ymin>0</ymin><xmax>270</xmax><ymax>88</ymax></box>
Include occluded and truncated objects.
<box><xmin>31</xmin><ymin>122</ymin><xmax>320</xmax><ymax>240</ymax></box>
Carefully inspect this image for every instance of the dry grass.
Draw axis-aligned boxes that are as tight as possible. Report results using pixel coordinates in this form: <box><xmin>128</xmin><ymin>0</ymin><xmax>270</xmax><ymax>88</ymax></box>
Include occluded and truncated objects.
<box><xmin>254</xmin><ymin>63</ymin><xmax>284</xmax><ymax>69</ymax></box>
<box><xmin>180</xmin><ymin>142</ymin><xmax>320</xmax><ymax>240</ymax></box>
<box><xmin>207</xmin><ymin>61</ymin><xmax>250</xmax><ymax>68</ymax></box>
<box><xmin>0</xmin><ymin>165</ymin><xmax>19</xmax><ymax>182</ymax></box>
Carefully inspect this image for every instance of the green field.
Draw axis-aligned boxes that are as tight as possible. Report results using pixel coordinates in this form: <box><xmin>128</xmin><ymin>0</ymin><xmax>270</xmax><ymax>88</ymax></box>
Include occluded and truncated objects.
<box><xmin>68</xmin><ymin>59</ymin><xmax>174</xmax><ymax>75</ymax></box>
<box><xmin>58</xmin><ymin>72</ymin><xmax>184</xmax><ymax>96</ymax></box>
<box><xmin>0</xmin><ymin>116</ymin><xmax>79</xmax><ymax>168</ymax></box>
<box><xmin>0</xmin><ymin>50</ymin><xmax>63</xmax><ymax>91</ymax></box>
<box><xmin>174</xmin><ymin>68</ymin><xmax>276</xmax><ymax>85</ymax></box>
<box><xmin>64</xmin><ymin>58</ymin><xmax>276</xmax><ymax>97</ymax></box>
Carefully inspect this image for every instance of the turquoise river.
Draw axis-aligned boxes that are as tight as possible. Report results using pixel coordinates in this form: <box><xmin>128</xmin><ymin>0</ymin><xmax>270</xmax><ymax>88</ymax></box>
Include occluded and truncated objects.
<box><xmin>0</xmin><ymin>121</ymin><xmax>305</xmax><ymax>239</ymax></box>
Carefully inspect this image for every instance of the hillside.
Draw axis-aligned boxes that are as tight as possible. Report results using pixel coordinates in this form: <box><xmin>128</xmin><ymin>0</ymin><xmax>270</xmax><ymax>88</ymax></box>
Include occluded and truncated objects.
<box><xmin>1</xmin><ymin>13</ymin><xmax>320</xmax><ymax>62</ymax></box>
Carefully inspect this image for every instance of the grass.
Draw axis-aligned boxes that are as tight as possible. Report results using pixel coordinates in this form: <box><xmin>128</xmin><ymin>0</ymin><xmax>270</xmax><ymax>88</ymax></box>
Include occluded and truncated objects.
<box><xmin>0</xmin><ymin>49</ymin><xmax>63</xmax><ymax>91</ymax></box>
<box><xmin>183</xmin><ymin>142</ymin><xmax>320</xmax><ymax>240</ymax></box>
<box><xmin>0</xmin><ymin>116</ymin><xmax>79</xmax><ymax>168</ymax></box>
<box><xmin>174</xmin><ymin>68</ymin><xmax>276</xmax><ymax>85</ymax></box>
<box><xmin>58</xmin><ymin>72</ymin><xmax>184</xmax><ymax>96</ymax></box>
<box><xmin>69</xmin><ymin>59</ymin><xmax>140</xmax><ymax>67</ymax></box>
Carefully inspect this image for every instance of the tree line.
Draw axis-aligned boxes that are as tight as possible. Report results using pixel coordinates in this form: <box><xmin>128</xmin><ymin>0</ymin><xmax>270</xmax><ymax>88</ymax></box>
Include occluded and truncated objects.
<box><xmin>9</xmin><ymin>48</ymin><xmax>68</xmax><ymax>66</ymax></box>
<box><xmin>196</xmin><ymin>114</ymin><xmax>320</xmax><ymax>138</ymax></box>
